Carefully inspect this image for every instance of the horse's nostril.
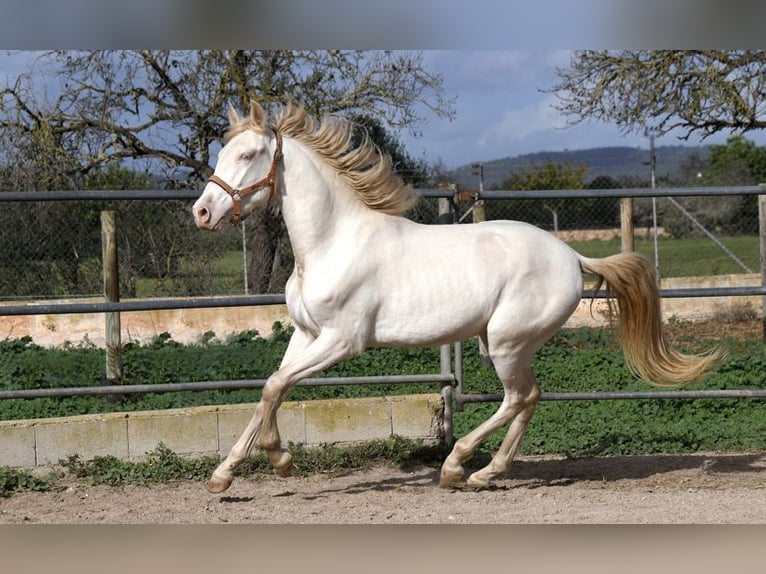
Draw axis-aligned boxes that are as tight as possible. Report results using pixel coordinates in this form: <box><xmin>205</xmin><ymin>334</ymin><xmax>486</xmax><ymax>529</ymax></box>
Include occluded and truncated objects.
<box><xmin>196</xmin><ymin>206</ymin><xmax>210</xmax><ymax>222</ymax></box>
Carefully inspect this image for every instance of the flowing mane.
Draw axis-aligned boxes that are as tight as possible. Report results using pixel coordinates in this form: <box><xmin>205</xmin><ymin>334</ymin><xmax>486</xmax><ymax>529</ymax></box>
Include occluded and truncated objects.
<box><xmin>225</xmin><ymin>102</ymin><xmax>418</xmax><ymax>216</ymax></box>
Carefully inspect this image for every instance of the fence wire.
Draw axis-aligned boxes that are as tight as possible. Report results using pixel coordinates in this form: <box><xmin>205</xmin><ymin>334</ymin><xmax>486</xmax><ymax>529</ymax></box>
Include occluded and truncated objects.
<box><xmin>0</xmin><ymin>188</ymin><xmax>762</xmax><ymax>302</ymax></box>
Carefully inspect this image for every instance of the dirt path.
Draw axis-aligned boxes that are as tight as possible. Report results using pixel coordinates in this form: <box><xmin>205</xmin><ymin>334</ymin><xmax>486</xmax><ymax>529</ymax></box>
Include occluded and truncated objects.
<box><xmin>2</xmin><ymin>451</ymin><xmax>764</xmax><ymax>524</ymax></box>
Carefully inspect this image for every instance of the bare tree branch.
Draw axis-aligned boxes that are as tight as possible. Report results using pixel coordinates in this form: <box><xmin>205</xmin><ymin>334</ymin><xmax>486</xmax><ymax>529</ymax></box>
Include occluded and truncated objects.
<box><xmin>0</xmin><ymin>50</ymin><xmax>454</xmax><ymax>183</ymax></box>
<box><xmin>0</xmin><ymin>50</ymin><xmax>454</xmax><ymax>292</ymax></box>
<box><xmin>549</xmin><ymin>50</ymin><xmax>766</xmax><ymax>141</ymax></box>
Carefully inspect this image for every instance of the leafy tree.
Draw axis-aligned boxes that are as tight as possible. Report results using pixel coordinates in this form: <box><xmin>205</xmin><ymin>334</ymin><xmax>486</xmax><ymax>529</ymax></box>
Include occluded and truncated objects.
<box><xmin>587</xmin><ymin>175</ymin><xmax>621</xmax><ymax>190</ymax></box>
<box><xmin>82</xmin><ymin>164</ymin><xmax>227</xmax><ymax>297</ymax></box>
<box><xmin>0</xmin><ymin>50</ymin><xmax>455</xmax><ymax>293</ymax></box>
<box><xmin>496</xmin><ymin>161</ymin><xmax>588</xmax><ymax>231</ymax></box>
<box><xmin>550</xmin><ymin>51</ymin><xmax>766</xmax><ymax>140</ymax></box>
<box><xmin>674</xmin><ymin>150</ymin><xmax>708</xmax><ymax>187</ymax></box>
<box><xmin>0</xmin><ymin>119</ymin><xmax>101</xmax><ymax>297</ymax></box>
<box><xmin>665</xmin><ymin>136</ymin><xmax>766</xmax><ymax>237</ymax></box>
<box><xmin>703</xmin><ymin>135</ymin><xmax>766</xmax><ymax>186</ymax></box>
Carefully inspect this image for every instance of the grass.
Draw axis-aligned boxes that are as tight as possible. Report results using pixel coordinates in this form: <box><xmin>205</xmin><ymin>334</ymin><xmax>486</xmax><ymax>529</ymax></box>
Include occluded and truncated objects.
<box><xmin>135</xmin><ymin>250</ymin><xmax>245</xmax><ymax>297</ymax></box>
<box><xmin>128</xmin><ymin>235</ymin><xmax>762</xmax><ymax>298</ymax></box>
<box><xmin>0</xmin><ymin>437</ymin><xmax>447</xmax><ymax>496</ymax></box>
<box><xmin>568</xmin><ymin>235</ymin><xmax>760</xmax><ymax>277</ymax></box>
<box><xmin>0</xmin><ymin>466</ymin><xmax>57</xmax><ymax>497</ymax></box>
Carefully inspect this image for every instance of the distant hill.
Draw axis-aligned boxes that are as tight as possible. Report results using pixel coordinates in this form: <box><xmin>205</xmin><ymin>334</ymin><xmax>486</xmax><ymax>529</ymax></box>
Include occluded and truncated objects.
<box><xmin>448</xmin><ymin>145</ymin><xmax>709</xmax><ymax>189</ymax></box>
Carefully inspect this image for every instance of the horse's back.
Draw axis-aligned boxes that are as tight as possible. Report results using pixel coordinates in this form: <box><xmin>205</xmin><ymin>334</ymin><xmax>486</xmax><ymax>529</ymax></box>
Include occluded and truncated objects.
<box><xmin>394</xmin><ymin>218</ymin><xmax>581</xmax><ymax>283</ymax></box>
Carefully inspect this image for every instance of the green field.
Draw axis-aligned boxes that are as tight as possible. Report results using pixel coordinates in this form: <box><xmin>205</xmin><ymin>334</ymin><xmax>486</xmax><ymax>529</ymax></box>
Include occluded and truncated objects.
<box><xmin>135</xmin><ymin>249</ymin><xmax>248</xmax><ymax>297</ymax></box>
<box><xmin>133</xmin><ymin>235</ymin><xmax>760</xmax><ymax>298</ymax></box>
<box><xmin>568</xmin><ymin>235</ymin><xmax>760</xmax><ymax>277</ymax></box>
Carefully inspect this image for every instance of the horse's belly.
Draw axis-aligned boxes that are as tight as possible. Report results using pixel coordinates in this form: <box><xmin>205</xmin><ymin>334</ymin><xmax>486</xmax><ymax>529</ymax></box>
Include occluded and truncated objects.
<box><xmin>370</xmin><ymin>311</ymin><xmax>486</xmax><ymax>347</ymax></box>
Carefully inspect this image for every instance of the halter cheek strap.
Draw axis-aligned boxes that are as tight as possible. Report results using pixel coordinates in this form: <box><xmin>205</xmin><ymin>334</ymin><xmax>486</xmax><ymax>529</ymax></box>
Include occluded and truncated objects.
<box><xmin>208</xmin><ymin>130</ymin><xmax>283</xmax><ymax>225</ymax></box>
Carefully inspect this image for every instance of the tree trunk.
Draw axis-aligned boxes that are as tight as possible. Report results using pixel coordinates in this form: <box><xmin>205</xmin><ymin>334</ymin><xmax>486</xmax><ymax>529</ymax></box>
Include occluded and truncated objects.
<box><xmin>247</xmin><ymin>209</ymin><xmax>282</xmax><ymax>294</ymax></box>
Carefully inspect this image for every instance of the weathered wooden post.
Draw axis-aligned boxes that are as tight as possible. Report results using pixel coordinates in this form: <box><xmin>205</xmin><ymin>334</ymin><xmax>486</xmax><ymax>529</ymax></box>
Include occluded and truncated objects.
<box><xmin>620</xmin><ymin>197</ymin><xmax>634</xmax><ymax>253</ymax></box>
<box><xmin>101</xmin><ymin>211</ymin><xmax>123</xmax><ymax>396</ymax></box>
<box><xmin>436</xmin><ymin>183</ymin><xmax>455</xmax><ymax>225</ymax></box>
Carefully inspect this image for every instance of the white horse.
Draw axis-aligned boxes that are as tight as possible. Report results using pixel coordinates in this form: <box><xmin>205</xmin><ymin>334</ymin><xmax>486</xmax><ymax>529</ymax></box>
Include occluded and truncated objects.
<box><xmin>193</xmin><ymin>102</ymin><xmax>720</xmax><ymax>493</ymax></box>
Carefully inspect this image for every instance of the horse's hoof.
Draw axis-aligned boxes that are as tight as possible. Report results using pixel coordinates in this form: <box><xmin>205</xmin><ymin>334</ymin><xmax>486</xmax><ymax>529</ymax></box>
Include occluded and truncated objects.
<box><xmin>439</xmin><ymin>465</ymin><xmax>464</xmax><ymax>488</ymax></box>
<box><xmin>273</xmin><ymin>452</ymin><xmax>293</xmax><ymax>477</ymax></box>
<box><xmin>206</xmin><ymin>473</ymin><xmax>233</xmax><ymax>494</ymax></box>
<box><xmin>466</xmin><ymin>472</ymin><xmax>490</xmax><ymax>491</ymax></box>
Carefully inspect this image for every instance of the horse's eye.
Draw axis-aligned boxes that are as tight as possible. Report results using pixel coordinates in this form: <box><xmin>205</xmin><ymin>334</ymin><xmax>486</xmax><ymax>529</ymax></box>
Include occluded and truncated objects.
<box><xmin>238</xmin><ymin>151</ymin><xmax>254</xmax><ymax>162</ymax></box>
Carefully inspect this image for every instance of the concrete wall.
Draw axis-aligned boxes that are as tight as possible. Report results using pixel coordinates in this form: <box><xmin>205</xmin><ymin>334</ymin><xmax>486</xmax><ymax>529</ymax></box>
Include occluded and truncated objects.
<box><xmin>1</xmin><ymin>274</ymin><xmax>759</xmax><ymax>349</ymax></box>
<box><xmin>568</xmin><ymin>273</ymin><xmax>763</xmax><ymax>328</ymax></box>
<box><xmin>0</xmin><ymin>299</ymin><xmax>292</xmax><ymax>348</ymax></box>
<box><xmin>0</xmin><ymin>393</ymin><xmax>444</xmax><ymax>468</ymax></box>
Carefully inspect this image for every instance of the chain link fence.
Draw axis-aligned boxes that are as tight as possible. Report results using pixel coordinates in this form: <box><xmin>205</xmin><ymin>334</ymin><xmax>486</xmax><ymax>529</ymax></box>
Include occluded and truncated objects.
<box><xmin>446</xmin><ymin>190</ymin><xmax>761</xmax><ymax>280</ymax></box>
<box><xmin>0</xmin><ymin>198</ymin><xmax>239</xmax><ymax>301</ymax></box>
<box><xmin>0</xmin><ymin>188</ymin><xmax>762</xmax><ymax>302</ymax></box>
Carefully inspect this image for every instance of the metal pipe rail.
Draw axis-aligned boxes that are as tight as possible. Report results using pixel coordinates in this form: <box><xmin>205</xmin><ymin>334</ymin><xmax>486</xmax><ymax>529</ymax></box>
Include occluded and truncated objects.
<box><xmin>2</xmin><ymin>287</ymin><xmax>764</xmax><ymax>318</ymax></box>
<box><xmin>0</xmin><ymin>190</ymin><xmax>201</xmax><ymax>201</ymax></box>
<box><xmin>420</xmin><ymin>184</ymin><xmax>766</xmax><ymax>200</ymax></box>
<box><xmin>0</xmin><ymin>294</ymin><xmax>286</xmax><ymax>316</ymax></box>
<box><xmin>0</xmin><ymin>184</ymin><xmax>764</xmax><ymax>202</ymax></box>
<box><xmin>0</xmin><ymin>373</ymin><xmax>455</xmax><ymax>400</ymax></box>
<box><xmin>462</xmin><ymin>389</ymin><xmax>766</xmax><ymax>404</ymax></box>
<box><xmin>1</xmin><ymin>186</ymin><xmax>764</xmax><ymax>435</ymax></box>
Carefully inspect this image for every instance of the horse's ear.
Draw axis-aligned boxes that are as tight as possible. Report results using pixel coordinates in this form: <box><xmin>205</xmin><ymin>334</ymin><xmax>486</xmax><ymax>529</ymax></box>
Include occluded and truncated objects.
<box><xmin>227</xmin><ymin>104</ymin><xmax>241</xmax><ymax>126</ymax></box>
<box><xmin>249</xmin><ymin>101</ymin><xmax>267</xmax><ymax>128</ymax></box>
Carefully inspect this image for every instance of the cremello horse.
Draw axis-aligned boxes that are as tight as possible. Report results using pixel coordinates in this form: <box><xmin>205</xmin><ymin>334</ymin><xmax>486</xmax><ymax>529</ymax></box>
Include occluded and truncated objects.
<box><xmin>193</xmin><ymin>102</ymin><xmax>720</xmax><ymax>493</ymax></box>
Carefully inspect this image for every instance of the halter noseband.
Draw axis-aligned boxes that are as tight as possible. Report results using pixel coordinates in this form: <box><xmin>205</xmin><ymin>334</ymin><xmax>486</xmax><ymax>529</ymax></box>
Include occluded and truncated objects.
<box><xmin>208</xmin><ymin>130</ymin><xmax>283</xmax><ymax>225</ymax></box>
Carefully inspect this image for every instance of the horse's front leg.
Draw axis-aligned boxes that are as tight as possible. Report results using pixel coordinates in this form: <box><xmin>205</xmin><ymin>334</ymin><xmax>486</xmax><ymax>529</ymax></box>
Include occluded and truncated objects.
<box><xmin>207</xmin><ymin>329</ymin><xmax>358</xmax><ymax>494</ymax></box>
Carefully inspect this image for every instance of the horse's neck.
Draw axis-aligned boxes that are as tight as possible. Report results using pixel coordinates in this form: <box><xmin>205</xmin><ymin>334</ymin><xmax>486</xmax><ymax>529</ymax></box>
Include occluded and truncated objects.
<box><xmin>279</xmin><ymin>140</ymin><xmax>370</xmax><ymax>264</ymax></box>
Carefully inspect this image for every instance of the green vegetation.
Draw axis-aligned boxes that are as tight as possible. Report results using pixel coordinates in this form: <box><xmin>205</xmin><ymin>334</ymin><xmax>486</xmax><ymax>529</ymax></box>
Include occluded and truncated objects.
<box><xmin>568</xmin><ymin>236</ymin><xmax>760</xmax><ymax>278</ymax></box>
<box><xmin>0</xmin><ymin>466</ymin><xmax>57</xmax><ymax>497</ymax></box>
<box><xmin>134</xmin><ymin>248</ymin><xmax>246</xmax><ymax>298</ymax></box>
<box><xmin>456</xmin><ymin>327</ymin><xmax>766</xmax><ymax>457</ymax></box>
<box><xmin>0</xmin><ymin>438</ymin><xmax>446</xmax><ymax>497</ymax></box>
<box><xmin>129</xmin><ymin>233</ymin><xmax>763</xmax><ymax>298</ymax></box>
<box><xmin>2</xmin><ymin>323</ymin><xmax>765</xmax><ymax>467</ymax></box>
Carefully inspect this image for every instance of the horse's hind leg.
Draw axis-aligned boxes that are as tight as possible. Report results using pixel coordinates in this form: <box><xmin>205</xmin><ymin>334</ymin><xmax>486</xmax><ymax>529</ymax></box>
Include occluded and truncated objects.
<box><xmin>465</xmin><ymin>364</ymin><xmax>539</xmax><ymax>489</ymax></box>
<box><xmin>440</xmin><ymin>346</ymin><xmax>540</xmax><ymax>489</ymax></box>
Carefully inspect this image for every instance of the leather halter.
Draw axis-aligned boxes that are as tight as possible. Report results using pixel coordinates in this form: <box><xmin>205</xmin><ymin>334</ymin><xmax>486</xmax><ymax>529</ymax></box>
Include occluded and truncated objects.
<box><xmin>207</xmin><ymin>130</ymin><xmax>283</xmax><ymax>225</ymax></box>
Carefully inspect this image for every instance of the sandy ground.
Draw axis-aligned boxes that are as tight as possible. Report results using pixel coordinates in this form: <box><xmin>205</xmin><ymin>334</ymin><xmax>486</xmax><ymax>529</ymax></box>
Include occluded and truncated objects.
<box><xmin>2</xmin><ymin>451</ymin><xmax>764</xmax><ymax>524</ymax></box>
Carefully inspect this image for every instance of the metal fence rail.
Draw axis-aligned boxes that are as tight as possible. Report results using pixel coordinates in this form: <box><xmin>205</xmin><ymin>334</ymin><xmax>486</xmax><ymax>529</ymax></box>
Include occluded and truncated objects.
<box><xmin>420</xmin><ymin>184</ymin><xmax>766</xmax><ymax>199</ymax></box>
<box><xmin>3</xmin><ymin>286</ymin><xmax>765</xmax><ymax>318</ymax></box>
<box><xmin>0</xmin><ymin>373</ymin><xmax>455</xmax><ymax>400</ymax></box>
<box><xmin>0</xmin><ymin>294</ymin><xmax>286</xmax><ymax>316</ymax></box>
<box><xmin>464</xmin><ymin>389</ymin><xmax>766</xmax><ymax>404</ymax></box>
<box><xmin>1</xmin><ymin>186</ymin><xmax>764</xmax><ymax>442</ymax></box>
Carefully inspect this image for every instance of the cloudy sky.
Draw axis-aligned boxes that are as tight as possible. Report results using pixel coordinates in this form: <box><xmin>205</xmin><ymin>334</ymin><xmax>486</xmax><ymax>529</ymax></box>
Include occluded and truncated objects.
<box><xmin>401</xmin><ymin>50</ymin><xmax>766</xmax><ymax>170</ymax></box>
<box><xmin>2</xmin><ymin>49</ymin><xmax>763</xmax><ymax>172</ymax></box>
<box><xmin>400</xmin><ymin>50</ymin><xmax>631</xmax><ymax>168</ymax></box>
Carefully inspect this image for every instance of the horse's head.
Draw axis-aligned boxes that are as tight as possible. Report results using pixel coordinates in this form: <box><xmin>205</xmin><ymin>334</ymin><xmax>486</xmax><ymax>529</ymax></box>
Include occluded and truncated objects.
<box><xmin>193</xmin><ymin>102</ymin><xmax>282</xmax><ymax>230</ymax></box>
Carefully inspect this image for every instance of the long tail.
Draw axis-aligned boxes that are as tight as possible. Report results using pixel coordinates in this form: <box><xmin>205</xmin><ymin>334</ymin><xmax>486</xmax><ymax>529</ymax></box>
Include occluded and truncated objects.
<box><xmin>579</xmin><ymin>252</ymin><xmax>723</xmax><ymax>387</ymax></box>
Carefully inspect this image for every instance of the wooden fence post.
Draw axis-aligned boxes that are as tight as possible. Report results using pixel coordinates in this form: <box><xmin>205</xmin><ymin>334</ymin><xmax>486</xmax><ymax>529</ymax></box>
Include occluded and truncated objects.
<box><xmin>620</xmin><ymin>197</ymin><xmax>634</xmax><ymax>253</ymax></box>
<box><xmin>101</xmin><ymin>211</ymin><xmax>123</xmax><ymax>395</ymax></box>
<box><xmin>436</xmin><ymin>183</ymin><xmax>455</xmax><ymax>225</ymax></box>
